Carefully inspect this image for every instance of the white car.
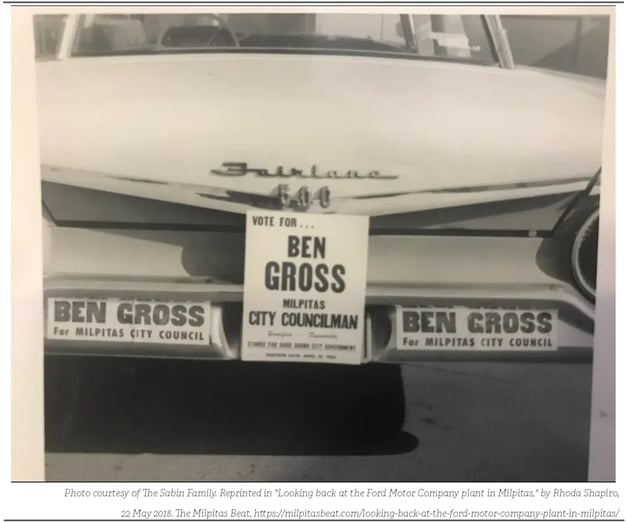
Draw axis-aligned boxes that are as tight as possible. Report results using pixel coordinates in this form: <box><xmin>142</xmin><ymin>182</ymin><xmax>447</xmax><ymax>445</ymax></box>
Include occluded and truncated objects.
<box><xmin>37</xmin><ymin>13</ymin><xmax>604</xmax><ymax>431</ymax></box>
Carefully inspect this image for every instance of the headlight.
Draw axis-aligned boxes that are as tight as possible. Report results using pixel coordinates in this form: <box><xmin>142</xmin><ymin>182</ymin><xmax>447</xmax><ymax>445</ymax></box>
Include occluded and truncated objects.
<box><xmin>571</xmin><ymin>208</ymin><xmax>599</xmax><ymax>301</ymax></box>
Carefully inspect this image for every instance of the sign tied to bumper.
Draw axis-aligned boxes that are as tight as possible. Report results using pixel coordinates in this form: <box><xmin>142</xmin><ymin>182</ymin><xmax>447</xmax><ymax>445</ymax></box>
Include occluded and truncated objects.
<box><xmin>396</xmin><ymin>306</ymin><xmax>558</xmax><ymax>351</ymax></box>
<box><xmin>242</xmin><ymin>211</ymin><xmax>369</xmax><ymax>365</ymax></box>
<box><xmin>46</xmin><ymin>298</ymin><xmax>211</xmax><ymax>345</ymax></box>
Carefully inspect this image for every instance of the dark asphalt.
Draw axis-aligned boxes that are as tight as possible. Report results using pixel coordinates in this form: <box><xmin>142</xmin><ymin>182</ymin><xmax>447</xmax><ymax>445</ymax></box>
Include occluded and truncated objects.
<box><xmin>44</xmin><ymin>356</ymin><xmax>592</xmax><ymax>481</ymax></box>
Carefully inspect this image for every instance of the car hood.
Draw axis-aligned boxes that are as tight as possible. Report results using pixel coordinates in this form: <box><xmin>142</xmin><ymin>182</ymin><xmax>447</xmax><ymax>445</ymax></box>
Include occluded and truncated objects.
<box><xmin>37</xmin><ymin>53</ymin><xmax>605</xmax><ymax>216</ymax></box>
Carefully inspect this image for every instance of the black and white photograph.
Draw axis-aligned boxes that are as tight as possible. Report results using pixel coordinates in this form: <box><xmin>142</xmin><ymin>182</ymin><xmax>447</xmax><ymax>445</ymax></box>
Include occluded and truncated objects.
<box><xmin>32</xmin><ymin>9</ymin><xmax>612</xmax><ymax>481</ymax></box>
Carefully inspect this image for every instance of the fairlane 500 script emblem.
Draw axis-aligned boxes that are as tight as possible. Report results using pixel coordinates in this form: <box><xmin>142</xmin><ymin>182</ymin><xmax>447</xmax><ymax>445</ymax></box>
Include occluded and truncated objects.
<box><xmin>277</xmin><ymin>184</ymin><xmax>330</xmax><ymax>210</ymax></box>
<box><xmin>211</xmin><ymin>162</ymin><xmax>399</xmax><ymax>180</ymax></box>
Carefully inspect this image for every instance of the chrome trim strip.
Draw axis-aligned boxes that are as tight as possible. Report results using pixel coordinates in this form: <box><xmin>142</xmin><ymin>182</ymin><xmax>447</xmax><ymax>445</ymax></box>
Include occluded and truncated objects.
<box><xmin>352</xmin><ymin>176</ymin><xmax>592</xmax><ymax>200</ymax></box>
<box><xmin>44</xmin><ymin>275</ymin><xmax>244</xmax><ymax>298</ymax></box>
<box><xmin>366</xmin><ymin>281</ymin><xmax>594</xmax><ymax>315</ymax></box>
<box><xmin>551</xmin><ymin>168</ymin><xmax>601</xmax><ymax>234</ymax></box>
<box><xmin>44</xmin><ymin>276</ymin><xmax>594</xmax><ymax>320</ymax></box>
<box><xmin>43</xmin><ymin>276</ymin><xmax>594</xmax><ymax>362</ymax></box>
<box><xmin>43</xmin><ymin>163</ymin><xmax>592</xmax><ymax>219</ymax></box>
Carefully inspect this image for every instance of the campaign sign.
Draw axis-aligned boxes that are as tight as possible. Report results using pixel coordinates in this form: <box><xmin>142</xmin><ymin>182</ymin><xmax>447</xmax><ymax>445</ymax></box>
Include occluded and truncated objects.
<box><xmin>46</xmin><ymin>298</ymin><xmax>211</xmax><ymax>346</ymax></box>
<box><xmin>242</xmin><ymin>211</ymin><xmax>369</xmax><ymax>365</ymax></box>
<box><xmin>396</xmin><ymin>306</ymin><xmax>558</xmax><ymax>351</ymax></box>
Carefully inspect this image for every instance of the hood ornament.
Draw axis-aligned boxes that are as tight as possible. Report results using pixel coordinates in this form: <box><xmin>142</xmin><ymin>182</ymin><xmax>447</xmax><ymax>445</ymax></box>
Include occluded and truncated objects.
<box><xmin>211</xmin><ymin>162</ymin><xmax>398</xmax><ymax>180</ymax></box>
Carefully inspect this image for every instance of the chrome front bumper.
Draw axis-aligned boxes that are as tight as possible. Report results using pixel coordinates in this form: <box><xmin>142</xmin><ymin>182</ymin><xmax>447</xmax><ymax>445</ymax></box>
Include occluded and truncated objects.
<box><xmin>43</xmin><ymin>276</ymin><xmax>594</xmax><ymax>363</ymax></box>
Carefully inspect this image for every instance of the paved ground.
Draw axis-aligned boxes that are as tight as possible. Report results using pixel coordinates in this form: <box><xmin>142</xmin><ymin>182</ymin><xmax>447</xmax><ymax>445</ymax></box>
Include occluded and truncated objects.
<box><xmin>44</xmin><ymin>357</ymin><xmax>592</xmax><ymax>481</ymax></box>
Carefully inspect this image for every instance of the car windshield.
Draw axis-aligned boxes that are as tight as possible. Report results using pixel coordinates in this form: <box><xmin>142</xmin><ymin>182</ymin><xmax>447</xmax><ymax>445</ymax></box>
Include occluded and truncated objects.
<box><xmin>65</xmin><ymin>13</ymin><xmax>497</xmax><ymax>64</ymax></box>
